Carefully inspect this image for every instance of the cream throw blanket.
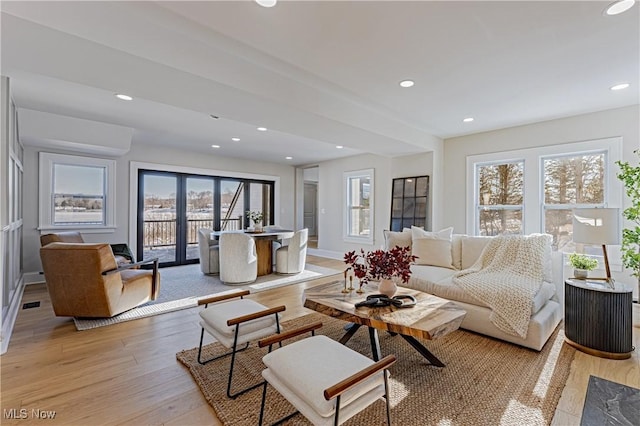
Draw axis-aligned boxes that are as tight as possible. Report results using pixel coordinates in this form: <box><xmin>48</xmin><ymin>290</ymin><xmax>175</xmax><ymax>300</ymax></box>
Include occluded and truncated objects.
<box><xmin>452</xmin><ymin>234</ymin><xmax>551</xmax><ymax>338</ymax></box>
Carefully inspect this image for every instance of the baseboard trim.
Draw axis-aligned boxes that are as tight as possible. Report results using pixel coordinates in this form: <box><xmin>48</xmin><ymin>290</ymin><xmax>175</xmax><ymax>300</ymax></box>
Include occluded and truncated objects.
<box><xmin>1</xmin><ymin>276</ymin><xmax>25</xmax><ymax>355</ymax></box>
<box><xmin>307</xmin><ymin>248</ymin><xmax>343</xmax><ymax>261</ymax></box>
<box><xmin>24</xmin><ymin>271</ymin><xmax>45</xmax><ymax>285</ymax></box>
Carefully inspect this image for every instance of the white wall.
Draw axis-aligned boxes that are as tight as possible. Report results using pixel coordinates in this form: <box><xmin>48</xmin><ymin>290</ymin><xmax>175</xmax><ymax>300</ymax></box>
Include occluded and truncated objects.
<box><xmin>22</xmin><ymin>142</ymin><xmax>295</xmax><ymax>277</ymax></box>
<box><xmin>1</xmin><ymin>76</ymin><xmax>25</xmax><ymax>354</ymax></box>
<box><xmin>315</xmin><ymin>151</ymin><xmax>436</xmax><ymax>256</ymax></box>
<box><xmin>391</xmin><ymin>151</ymin><xmax>436</xmax><ymax>231</ymax></box>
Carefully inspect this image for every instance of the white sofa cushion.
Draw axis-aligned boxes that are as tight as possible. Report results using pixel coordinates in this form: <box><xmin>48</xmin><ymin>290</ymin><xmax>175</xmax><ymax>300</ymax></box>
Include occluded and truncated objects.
<box><xmin>409</xmin><ymin>266</ymin><xmax>556</xmax><ymax>314</ymax></box>
<box><xmin>454</xmin><ymin>298</ymin><xmax>562</xmax><ymax>351</ymax></box>
<box><xmin>383</xmin><ymin>228</ymin><xmax>412</xmax><ymax>250</ymax></box>
<box><xmin>460</xmin><ymin>236</ymin><xmax>493</xmax><ymax>269</ymax></box>
<box><xmin>451</xmin><ymin>235</ymin><xmax>464</xmax><ymax>270</ymax></box>
<box><xmin>411</xmin><ymin>227</ymin><xmax>454</xmax><ymax>269</ymax></box>
<box><xmin>458</xmin><ymin>234</ymin><xmax>553</xmax><ymax>281</ymax></box>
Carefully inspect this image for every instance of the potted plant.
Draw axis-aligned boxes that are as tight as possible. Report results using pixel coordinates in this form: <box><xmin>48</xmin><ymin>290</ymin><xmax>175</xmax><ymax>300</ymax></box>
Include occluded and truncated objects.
<box><xmin>616</xmin><ymin>150</ymin><xmax>640</xmax><ymax>299</ymax></box>
<box><xmin>569</xmin><ymin>253</ymin><xmax>598</xmax><ymax>280</ymax></box>
<box><xmin>245</xmin><ymin>210</ymin><xmax>264</xmax><ymax>231</ymax></box>
<box><xmin>344</xmin><ymin>246</ymin><xmax>417</xmax><ymax>297</ymax></box>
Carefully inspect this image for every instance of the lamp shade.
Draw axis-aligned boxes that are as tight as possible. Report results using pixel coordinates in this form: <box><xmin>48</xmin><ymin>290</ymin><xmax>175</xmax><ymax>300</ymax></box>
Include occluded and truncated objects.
<box><xmin>572</xmin><ymin>208</ymin><xmax>620</xmax><ymax>245</ymax></box>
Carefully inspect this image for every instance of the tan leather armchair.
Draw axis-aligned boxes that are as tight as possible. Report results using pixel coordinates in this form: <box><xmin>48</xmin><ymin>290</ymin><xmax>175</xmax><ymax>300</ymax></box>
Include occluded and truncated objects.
<box><xmin>40</xmin><ymin>242</ymin><xmax>160</xmax><ymax>318</ymax></box>
<box><xmin>40</xmin><ymin>231</ymin><xmax>134</xmax><ymax>266</ymax></box>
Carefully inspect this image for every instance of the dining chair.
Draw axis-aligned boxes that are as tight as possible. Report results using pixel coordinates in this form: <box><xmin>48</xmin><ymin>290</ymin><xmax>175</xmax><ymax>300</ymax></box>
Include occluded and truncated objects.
<box><xmin>275</xmin><ymin>228</ymin><xmax>308</xmax><ymax>274</ymax></box>
<box><xmin>219</xmin><ymin>232</ymin><xmax>258</xmax><ymax>284</ymax></box>
<box><xmin>197</xmin><ymin>228</ymin><xmax>220</xmax><ymax>275</ymax></box>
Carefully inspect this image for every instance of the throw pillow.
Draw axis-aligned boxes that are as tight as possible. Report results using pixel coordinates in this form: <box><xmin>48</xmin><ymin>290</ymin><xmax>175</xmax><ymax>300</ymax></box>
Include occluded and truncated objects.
<box><xmin>411</xmin><ymin>226</ymin><xmax>454</xmax><ymax>269</ymax></box>
<box><xmin>383</xmin><ymin>228</ymin><xmax>412</xmax><ymax>250</ymax></box>
<box><xmin>460</xmin><ymin>236</ymin><xmax>493</xmax><ymax>269</ymax></box>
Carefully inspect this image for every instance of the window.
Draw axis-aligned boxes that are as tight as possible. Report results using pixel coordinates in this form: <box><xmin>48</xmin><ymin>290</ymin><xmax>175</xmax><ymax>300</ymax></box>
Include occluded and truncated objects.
<box><xmin>466</xmin><ymin>137</ymin><xmax>621</xmax><ymax>250</ymax></box>
<box><xmin>476</xmin><ymin>161</ymin><xmax>524</xmax><ymax>236</ymax></box>
<box><xmin>543</xmin><ymin>151</ymin><xmax>606</xmax><ymax>251</ymax></box>
<box><xmin>39</xmin><ymin>153</ymin><xmax>116</xmax><ymax>231</ymax></box>
<box><xmin>344</xmin><ymin>169</ymin><xmax>374</xmax><ymax>243</ymax></box>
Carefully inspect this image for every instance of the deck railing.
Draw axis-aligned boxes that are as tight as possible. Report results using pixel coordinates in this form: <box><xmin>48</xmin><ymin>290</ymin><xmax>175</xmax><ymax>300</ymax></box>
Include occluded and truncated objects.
<box><xmin>143</xmin><ymin>217</ymin><xmax>243</xmax><ymax>249</ymax></box>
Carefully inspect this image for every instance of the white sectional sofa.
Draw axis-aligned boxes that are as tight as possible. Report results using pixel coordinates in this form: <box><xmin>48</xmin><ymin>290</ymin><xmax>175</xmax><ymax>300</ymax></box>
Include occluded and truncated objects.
<box><xmin>385</xmin><ymin>228</ymin><xmax>563</xmax><ymax>351</ymax></box>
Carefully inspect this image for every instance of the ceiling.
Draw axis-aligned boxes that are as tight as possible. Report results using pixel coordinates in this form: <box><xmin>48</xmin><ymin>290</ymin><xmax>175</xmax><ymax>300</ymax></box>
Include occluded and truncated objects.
<box><xmin>1</xmin><ymin>1</ymin><xmax>638</xmax><ymax>166</ymax></box>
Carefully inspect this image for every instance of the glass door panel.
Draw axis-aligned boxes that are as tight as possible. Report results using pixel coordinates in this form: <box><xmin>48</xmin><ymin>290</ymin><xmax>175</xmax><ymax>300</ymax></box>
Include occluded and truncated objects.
<box><xmin>249</xmin><ymin>182</ymin><xmax>272</xmax><ymax>225</ymax></box>
<box><xmin>220</xmin><ymin>180</ymin><xmax>244</xmax><ymax>230</ymax></box>
<box><xmin>186</xmin><ymin>177</ymin><xmax>215</xmax><ymax>261</ymax></box>
<box><xmin>141</xmin><ymin>173</ymin><xmax>178</xmax><ymax>265</ymax></box>
<box><xmin>138</xmin><ymin>171</ymin><xmax>274</xmax><ymax>268</ymax></box>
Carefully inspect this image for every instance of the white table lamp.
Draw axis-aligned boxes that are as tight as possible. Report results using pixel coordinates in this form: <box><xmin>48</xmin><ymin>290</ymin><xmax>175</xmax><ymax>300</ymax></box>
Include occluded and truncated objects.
<box><xmin>572</xmin><ymin>208</ymin><xmax>620</xmax><ymax>284</ymax></box>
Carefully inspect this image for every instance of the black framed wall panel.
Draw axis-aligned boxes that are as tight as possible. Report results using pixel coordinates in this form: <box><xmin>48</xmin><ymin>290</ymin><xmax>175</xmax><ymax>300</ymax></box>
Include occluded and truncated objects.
<box><xmin>390</xmin><ymin>175</ymin><xmax>429</xmax><ymax>231</ymax></box>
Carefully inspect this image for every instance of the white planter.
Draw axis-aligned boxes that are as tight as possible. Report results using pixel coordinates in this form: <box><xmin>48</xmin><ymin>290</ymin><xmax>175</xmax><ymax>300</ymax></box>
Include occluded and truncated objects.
<box><xmin>378</xmin><ymin>278</ymin><xmax>398</xmax><ymax>298</ymax></box>
<box><xmin>574</xmin><ymin>268</ymin><xmax>588</xmax><ymax>280</ymax></box>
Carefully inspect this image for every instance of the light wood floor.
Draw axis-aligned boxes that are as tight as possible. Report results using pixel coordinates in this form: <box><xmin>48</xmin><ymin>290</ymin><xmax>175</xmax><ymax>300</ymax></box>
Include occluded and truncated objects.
<box><xmin>1</xmin><ymin>255</ymin><xmax>638</xmax><ymax>425</ymax></box>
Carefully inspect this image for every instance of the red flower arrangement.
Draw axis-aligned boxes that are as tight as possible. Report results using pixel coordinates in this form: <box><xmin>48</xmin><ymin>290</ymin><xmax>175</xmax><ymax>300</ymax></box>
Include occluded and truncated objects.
<box><xmin>343</xmin><ymin>246</ymin><xmax>418</xmax><ymax>286</ymax></box>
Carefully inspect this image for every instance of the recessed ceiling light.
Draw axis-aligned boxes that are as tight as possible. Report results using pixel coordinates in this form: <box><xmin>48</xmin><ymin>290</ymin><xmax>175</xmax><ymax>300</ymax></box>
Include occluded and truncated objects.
<box><xmin>231</xmin><ymin>137</ymin><xmax>241</xmax><ymax>142</ymax></box>
<box><xmin>285</xmin><ymin>156</ymin><xmax>292</xmax><ymax>160</ymax></box>
<box><xmin>336</xmin><ymin>145</ymin><xmax>344</xmax><ymax>149</ymax></box>
<box><xmin>256</xmin><ymin>0</ymin><xmax>277</xmax><ymax>7</ymax></box>
<box><xmin>257</xmin><ymin>127</ymin><xmax>267</xmax><ymax>132</ymax></box>
<box><xmin>399</xmin><ymin>80</ymin><xmax>415</xmax><ymax>88</ymax></box>
<box><xmin>463</xmin><ymin>117</ymin><xmax>474</xmax><ymax>122</ymax></box>
<box><xmin>610</xmin><ymin>83</ymin><xmax>630</xmax><ymax>91</ymax></box>
<box><xmin>605</xmin><ymin>0</ymin><xmax>635</xmax><ymax>15</ymax></box>
<box><xmin>115</xmin><ymin>93</ymin><xmax>133</xmax><ymax>101</ymax></box>
<box><xmin>211</xmin><ymin>144</ymin><xmax>220</xmax><ymax>148</ymax></box>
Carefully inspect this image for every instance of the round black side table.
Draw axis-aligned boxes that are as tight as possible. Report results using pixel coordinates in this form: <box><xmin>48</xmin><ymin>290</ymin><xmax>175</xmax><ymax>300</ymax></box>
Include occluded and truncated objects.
<box><xmin>564</xmin><ymin>279</ymin><xmax>634</xmax><ymax>359</ymax></box>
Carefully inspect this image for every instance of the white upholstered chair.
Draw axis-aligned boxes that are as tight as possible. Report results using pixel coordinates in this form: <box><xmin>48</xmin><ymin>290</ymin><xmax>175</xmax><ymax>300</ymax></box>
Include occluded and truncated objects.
<box><xmin>219</xmin><ymin>232</ymin><xmax>258</xmax><ymax>284</ymax></box>
<box><xmin>275</xmin><ymin>228</ymin><xmax>308</xmax><ymax>274</ymax></box>
<box><xmin>198</xmin><ymin>228</ymin><xmax>220</xmax><ymax>275</ymax></box>
<box><xmin>264</xmin><ymin>226</ymin><xmax>284</xmax><ymax>265</ymax></box>
<box><xmin>258</xmin><ymin>322</ymin><xmax>396</xmax><ymax>425</ymax></box>
<box><xmin>197</xmin><ymin>290</ymin><xmax>285</xmax><ymax>398</ymax></box>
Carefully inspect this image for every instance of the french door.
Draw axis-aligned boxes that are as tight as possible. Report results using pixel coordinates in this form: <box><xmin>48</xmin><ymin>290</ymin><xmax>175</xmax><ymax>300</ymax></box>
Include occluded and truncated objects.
<box><xmin>137</xmin><ymin>170</ymin><xmax>274</xmax><ymax>267</ymax></box>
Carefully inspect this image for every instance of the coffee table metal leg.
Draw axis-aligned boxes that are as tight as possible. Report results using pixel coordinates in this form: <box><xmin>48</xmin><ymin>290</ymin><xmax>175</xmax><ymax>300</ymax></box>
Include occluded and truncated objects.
<box><xmin>368</xmin><ymin>328</ymin><xmax>381</xmax><ymax>361</ymax></box>
<box><xmin>339</xmin><ymin>323</ymin><xmax>444</xmax><ymax>366</ymax></box>
<box><xmin>339</xmin><ymin>323</ymin><xmax>362</xmax><ymax>345</ymax></box>
<box><xmin>400</xmin><ymin>335</ymin><xmax>445</xmax><ymax>367</ymax></box>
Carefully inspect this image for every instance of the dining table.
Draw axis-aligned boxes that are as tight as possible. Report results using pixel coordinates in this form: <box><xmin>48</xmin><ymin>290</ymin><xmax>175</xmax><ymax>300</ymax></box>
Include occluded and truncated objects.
<box><xmin>211</xmin><ymin>229</ymin><xmax>295</xmax><ymax>276</ymax></box>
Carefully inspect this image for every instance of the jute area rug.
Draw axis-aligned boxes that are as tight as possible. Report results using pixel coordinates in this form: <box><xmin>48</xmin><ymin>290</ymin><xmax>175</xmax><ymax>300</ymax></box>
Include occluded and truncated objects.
<box><xmin>177</xmin><ymin>313</ymin><xmax>575</xmax><ymax>426</ymax></box>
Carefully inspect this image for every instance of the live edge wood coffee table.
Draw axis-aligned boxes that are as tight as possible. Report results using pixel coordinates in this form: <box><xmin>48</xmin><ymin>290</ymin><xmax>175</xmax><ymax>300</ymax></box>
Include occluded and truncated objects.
<box><xmin>303</xmin><ymin>280</ymin><xmax>466</xmax><ymax>367</ymax></box>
